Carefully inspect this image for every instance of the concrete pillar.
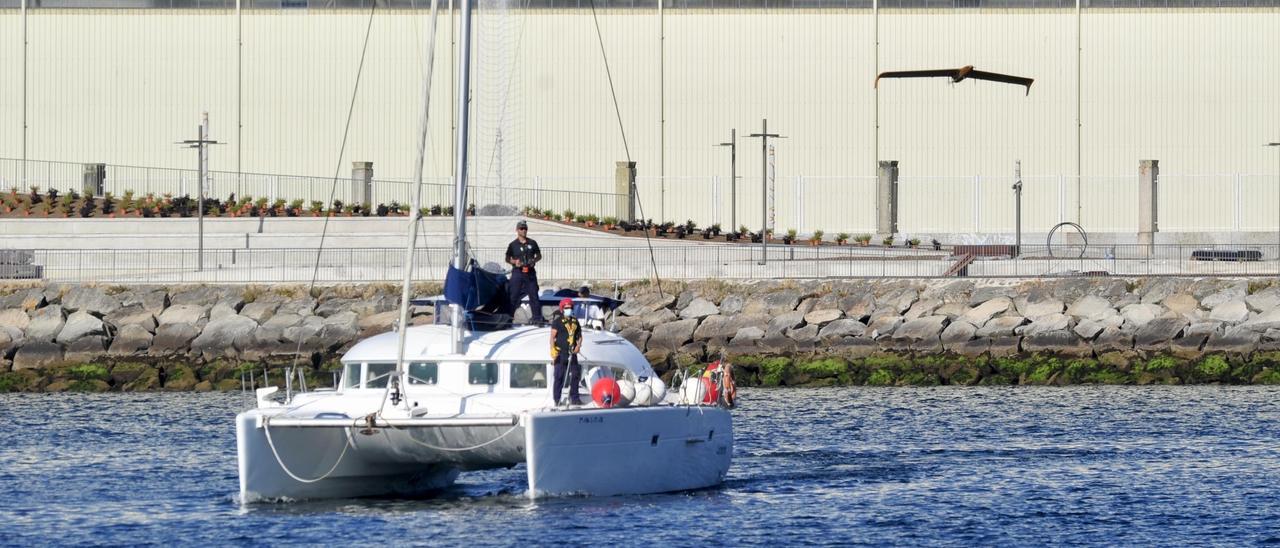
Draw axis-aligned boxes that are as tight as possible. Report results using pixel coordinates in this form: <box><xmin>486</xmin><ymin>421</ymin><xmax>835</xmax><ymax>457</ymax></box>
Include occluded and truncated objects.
<box><xmin>81</xmin><ymin>163</ymin><xmax>105</xmax><ymax>198</ymax></box>
<box><xmin>877</xmin><ymin>160</ymin><xmax>899</xmax><ymax>236</ymax></box>
<box><xmin>1138</xmin><ymin>159</ymin><xmax>1159</xmax><ymax>247</ymax></box>
<box><xmin>615</xmin><ymin>161</ymin><xmax>637</xmax><ymax>222</ymax></box>
<box><xmin>352</xmin><ymin>161</ymin><xmax>373</xmax><ymax>205</ymax></box>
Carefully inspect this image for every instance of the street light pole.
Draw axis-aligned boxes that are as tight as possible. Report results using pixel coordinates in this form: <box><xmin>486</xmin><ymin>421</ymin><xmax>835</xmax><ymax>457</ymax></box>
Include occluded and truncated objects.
<box><xmin>177</xmin><ymin>113</ymin><xmax>221</xmax><ymax>272</ymax></box>
<box><xmin>1013</xmin><ymin>160</ymin><xmax>1023</xmax><ymax>258</ymax></box>
<box><xmin>747</xmin><ymin>119</ymin><xmax>784</xmax><ymax>266</ymax></box>
<box><xmin>716</xmin><ymin>128</ymin><xmax>737</xmax><ymax>230</ymax></box>
<box><xmin>1268</xmin><ymin>142</ymin><xmax>1280</xmax><ymax>271</ymax></box>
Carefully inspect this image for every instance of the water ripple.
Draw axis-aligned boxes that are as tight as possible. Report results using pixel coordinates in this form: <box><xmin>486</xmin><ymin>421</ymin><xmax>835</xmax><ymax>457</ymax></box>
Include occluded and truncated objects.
<box><xmin>2</xmin><ymin>386</ymin><xmax>1278</xmax><ymax>545</ymax></box>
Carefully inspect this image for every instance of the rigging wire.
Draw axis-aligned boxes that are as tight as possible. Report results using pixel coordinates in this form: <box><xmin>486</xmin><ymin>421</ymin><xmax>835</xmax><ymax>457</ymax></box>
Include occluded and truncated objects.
<box><xmin>586</xmin><ymin>0</ymin><xmax>665</xmax><ymax>296</ymax></box>
<box><xmin>482</xmin><ymin>0</ymin><xmax>532</xmax><ymax>180</ymax></box>
<box><xmin>288</xmin><ymin>2</ymin><xmax>380</xmax><ymax>385</ymax></box>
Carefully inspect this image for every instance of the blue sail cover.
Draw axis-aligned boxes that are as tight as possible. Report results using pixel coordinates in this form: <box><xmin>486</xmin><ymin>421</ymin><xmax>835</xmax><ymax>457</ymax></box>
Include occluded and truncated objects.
<box><xmin>444</xmin><ymin>261</ymin><xmax>508</xmax><ymax>311</ymax></box>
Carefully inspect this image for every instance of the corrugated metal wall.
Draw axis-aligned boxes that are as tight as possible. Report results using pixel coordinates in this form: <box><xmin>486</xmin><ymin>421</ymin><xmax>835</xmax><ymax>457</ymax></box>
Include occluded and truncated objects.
<box><xmin>1</xmin><ymin>8</ymin><xmax>1279</xmax><ymax>234</ymax></box>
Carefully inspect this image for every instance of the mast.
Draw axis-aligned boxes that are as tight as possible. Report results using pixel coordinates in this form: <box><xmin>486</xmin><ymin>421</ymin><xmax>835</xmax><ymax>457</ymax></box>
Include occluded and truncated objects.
<box><xmin>394</xmin><ymin>0</ymin><xmax>443</xmax><ymax>381</ymax></box>
<box><xmin>451</xmin><ymin>0</ymin><xmax>474</xmax><ymax>355</ymax></box>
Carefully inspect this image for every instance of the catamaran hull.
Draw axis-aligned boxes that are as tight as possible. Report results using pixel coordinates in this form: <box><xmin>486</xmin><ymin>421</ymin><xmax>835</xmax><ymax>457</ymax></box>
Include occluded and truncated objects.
<box><xmin>524</xmin><ymin>405</ymin><xmax>733</xmax><ymax>498</ymax></box>
<box><xmin>236</xmin><ymin>410</ymin><xmax>523</xmax><ymax>501</ymax></box>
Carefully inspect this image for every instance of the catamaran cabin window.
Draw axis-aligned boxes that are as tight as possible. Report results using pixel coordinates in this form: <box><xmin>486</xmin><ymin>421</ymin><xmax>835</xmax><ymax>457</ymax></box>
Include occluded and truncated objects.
<box><xmin>510</xmin><ymin>363</ymin><xmax>548</xmax><ymax>389</ymax></box>
<box><xmin>468</xmin><ymin>362</ymin><xmax>498</xmax><ymax>385</ymax></box>
<box><xmin>343</xmin><ymin>363</ymin><xmax>361</xmax><ymax>389</ymax></box>
<box><xmin>408</xmin><ymin>362</ymin><xmax>438</xmax><ymax>385</ymax></box>
<box><xmin>366</xmin><ymin>363</ymin><xmax>396</xmax><ymax>389</ymax></box>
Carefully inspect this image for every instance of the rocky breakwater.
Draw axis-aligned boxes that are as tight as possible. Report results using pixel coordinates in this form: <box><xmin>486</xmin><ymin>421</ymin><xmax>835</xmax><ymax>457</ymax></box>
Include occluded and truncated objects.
<box><xmin>7</xmin><ymin>277</ymin><xmax>1280</xmax><ymax>392</ymax></box>
<box><xmin>0</xmin><ymin>283</ymin><xmax>434</xmax><ymax>392</ymax></box>
<box><xmin>613</xmin><ymin>277</ymin><xmax>1280</xmax><ymax>387</ymax></box>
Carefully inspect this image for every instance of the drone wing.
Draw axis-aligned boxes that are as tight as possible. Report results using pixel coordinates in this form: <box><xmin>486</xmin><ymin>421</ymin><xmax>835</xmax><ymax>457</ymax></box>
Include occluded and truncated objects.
<box><xmin>967</xmin><ymin>70</ymin><xmax>1034</xmax><ymax>95</ymax></box>
<box><xmin>874</xmin><ymin>68</ymin><xmax>963</xmax><ymax>87</ymax></box>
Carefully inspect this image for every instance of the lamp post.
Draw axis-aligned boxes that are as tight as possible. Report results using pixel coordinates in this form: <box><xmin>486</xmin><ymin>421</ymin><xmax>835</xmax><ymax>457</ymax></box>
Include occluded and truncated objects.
<box><xmin>747</xmin><ymin>119</ymin><xmax>784</xmax><ymax>266</ymax></box>
<box><xmin>716</xmin><ymin>129</ymin><xmax>737</xmax><ymax>231</ymax></box>
<box><xmin>177</xmin><ymin>113</ymin><xmax>221</xmax><ymax>272</ymax></box>
<box><xmin>1012</xmin><ymin>160</ymin><xmax>1022</xmax><ymax>258</ymax></box>
<box><xmin>1268</xmin><ymin>142</ymin><xmax>1280</xmax><ymax>271</ymax></box>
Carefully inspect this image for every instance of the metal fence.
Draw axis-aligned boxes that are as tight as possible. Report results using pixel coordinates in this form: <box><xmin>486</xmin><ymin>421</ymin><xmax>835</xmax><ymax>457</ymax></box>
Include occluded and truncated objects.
<box><xmin>4</xmin><ymin>157</ymin><xmax>1279</xmax><ymax>236</ymax></box>
<box><xmin>12</xmin><ymin>243</ymin><xmax>1280</xmax><ymax>284</ymax></box>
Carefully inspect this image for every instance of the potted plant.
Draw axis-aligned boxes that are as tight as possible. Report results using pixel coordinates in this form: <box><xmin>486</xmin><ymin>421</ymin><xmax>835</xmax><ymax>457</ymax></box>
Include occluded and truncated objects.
<box><xmin>908</xmin><ymin>237</ymin><xmax>921</xmax><ymax>248</ymax></box>
<box><xmin>836</xmin><ymin>232</ymin><xmax>850</xmax><ymax>245</ymax></box>
<box><xmin>810</xmin><ymin>230</ymin><xmax>824</xmax><ymax>246</ymax></box>
<box><xmin>103</xmin><ymin>192</ymin><xmax>116</xmax><ymax>217</ymax></box>
<box><xmin>710</xmin><ymin>223</ymin><xmax>722</xmax><ymax>237</ymax></box>
<box><xmin>855</xmin><ymin>234</ymin><xmax>871</xmax><ymax>246</ymax></box>
<box><xmin>585</xmin><ymin>214</ymin><xmax>599</xmax><ymax>227</ymax></box>
<box><xmin>376</xmin><ymin>203</ymin><xmax>390</xmax><ymax>217</ymax></box>
<box><xmin>28</xmin><ymin>186</ymin><xmax>42</xmax><ymax>206</ymax></box>
<box><xmin>783</xmin><ymin>229</ymin><xmax>797</xmax><ymax>245</ymax></box>
<box><xmin>310</xmin><ymin>201</ymin><xmax>325</xmax><ymax>216</ymax></box>
<box><xmin>288</xmin><ymin>199</ymin><xmax>304</xmax><ymax>217</ymax></box>
<box><xmin>563</xmin><ymin>209</ymin><xmax>575</xmax><ymax>223</ymax></box>
<box><xmin>882</xmin><ymin>235</ymin><xmax>894</xmax><ymax>247</ymax></box>
<box><xmin>601</xmin><ymin>216</ymin><xmax>618</xmax><ymax>230</ymax></box>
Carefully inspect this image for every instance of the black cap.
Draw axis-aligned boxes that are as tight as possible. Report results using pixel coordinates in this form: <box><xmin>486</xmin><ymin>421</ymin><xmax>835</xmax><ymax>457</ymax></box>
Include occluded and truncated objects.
<box><xmin>516</xmin><ymin>221</ymin><xmax>528</xmax><ymax>229</ymax></box>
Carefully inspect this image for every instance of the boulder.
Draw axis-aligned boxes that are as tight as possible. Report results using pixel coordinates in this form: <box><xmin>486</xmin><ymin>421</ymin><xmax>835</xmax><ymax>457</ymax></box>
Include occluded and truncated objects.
<box><xmin>1093</xmin><ymin>327</ymin><xmax>1134</xmax><ymax>352</ymax></box>
<box><xmin>934</xmin><ymin>302</ymin><xmax>970</xmax><ymax>319</ymax></box>
<box><xmin>1242</xmin><ymin>307</ymin><xmax>1280</xmax><ymax>332</ymax></box>
<box><xmin>958</xmin><ymin>297</ymin><xmax>1011</xmax><ymax>326</ymax></box>
<box><xmin>953</xmin><ymin>338</ymin><xmax>992</xmax><ymax>358</ymax></box>
<box><xmin>893</xmin><ymin>315</ymin><xmax>948</xmax><ymax>341</ymax></box>
<box><xmin>1245</xmin><ymin>287</ymin><xmax>1280</xmax><ymax>313</ymax></box>
<box><xmin>718</xmin><ymin>294</ymin><xmax>745</xmax><ymax>315</ymax></box>
<box><xmin>1</xmin><ymin>288</ymin><xmax>45</xmax><ymax>311</ymax></box>
<box><xmin>1200</xmin><ymin>283</ymin><xmax>1247</xmax><ymax>310</ymax></box>
<box><xmin>263</xmin><ymin>312</ymin><xmax>304</xmax><ymax>330</ymax></box>
<box><xmin>108</xmin><ymin>324</ymin><xmax>154</xmax><ymax>355</ymax></box>
<box><xmin>787</xmin><ymin>325</ymin><xmax>820</xmax><ymax>344</ymax></box>
<box><xmin>842</xmin><ymin>295</ymin><xmax>876</xmax><ymax>322</ymax></box>
<box><xmin>618</xmin><ymin>328</ymin><xmax>650</xmax><ymax>350</ymax></box>
<box><xmin>276</xmin><ymin>297</ymin><xmax>318</xmax><ymax>317</ymax></box>
<box><xmin>649</xmin><ymin>318</ymin><xmax>699</xmax><ymax>351</ymax></box>
<box><xmin>694</xmin><ymin>314</ymin><xmax>768</xmax><ymax>340</ymax></box>
<box><xmin>315</xmin><ymin>297</ymin><xmax>358</xmax><ymax>318</ymax></box>
<box><xmin>209</xmin><ymin>302</ymin><xmax>240</xmax><ymax>321</ymax></box>
<box><xmin>26</xmin><ymin>305</ymin><xmax>66</xmax><ymax>341</ymax></box>
<box><xmin>158</xmin><ymin>304</ymin><xmax>208</xmax><ymax>327</ymax></box>
<box><xmin>321</xmin><ymin>311</ymin><xmax>361</xmax><ymax>346</ymax></box>
<box><xmin>1073</xmin><ymin>320</ymin><xmax>1107</xmax><ymax>340</ymax></box>
<box><xmin>169</xmin><ymin>286</ymin><xmax>233</xmax><ymax>307</ymax></box>
<box><xmin>1134</xmin><ymin>317</ymin><xmax>1188</xmax><ymax>348</ymax></box>
<box><xmin>1204</xmin><ymin>326</ymin><xmax>1261</xmax><ymax>355</ymax></box>
<box><xmin>987</xmin><ymin>336</ymin><xmax>1021</xmax><ymax>357</ymax></box>
<box><xmin>119</xmin><ymin>288</ymin><xmax>169</xmax><ymax>316</ymax></box>
<box><xmin>866</xmin><ymin>315</ymin><xmax>902</xmax><ymax>340</ymax></box>
<box><xmin>976</xmin><ymin>316</ymin><xmax>1027</xmax><ymax>338</ymax></box>
<box><xmin>283</xmin><ymin>316</ymin><xmax>328</xmax><ymax>352</ymax></box>
<box><xmin>56</xmin><ymin>311</ymin><xmax>106</xmax><ymax>344</ymax></box>
<box><xmin>1161</xmin><ymin>294</ymin><xmax>1199</xmax><ymax>318</ymax></box>
<box><xmin>940</xmin><ymin>320</ymin><xmax>977</xmax><ymax>347</ymax></box>
<box><xmin>614</xmin><ymin>290</ymin><xmax>675</xmax><ymax>316</ymax></box>
<box><xmin>1022</xmin><ymin>313</ymin><xmax>1070</xmax><ymax>337</ymax></box>
<box><xmin>804</xmin><ymin>309</ymin><xmax>844</xmax><ymax>327</ymax></box>
<box><xmin>0</xmin><ymin>308</ymin><xmax>30</xmax><ymax>331</ymax></box>
<box><xmin>151</xmin><ymin>323</ymin><xmax>200</xmax><ymax>354</ymax></box>
<box><xmin>12</xmin><ymin>341</ymin><xmax>63</xmax><ymax>370</ymax></box>
<box><xmin>742</xmin><ymin>290</ymin><xmax>803</xmax><ymax>315</ymax></box>
<box><xmin>1017</xmin><ymin>297</ymin><xmax>1064</xmax><ymax>320</ymax></box>
<box><xmin>105</xmin><ymin>306</ymin><xmax>157</xmax><ymax>334</ymax></box>
<box><xmin>881</xmin><ymin>288</ymin><xmax>919</xmax><ymax>314</ymax></box>
<box><xmin>358</xmin><ymin>310</ymin><xmax>399</xmax><ymax>331</ymax></box>
<box><xmin>903</xmin><ymin>298</ymin><xmax>942</xmax><ymax>321</ymax></box>
<box><xmin>1022</xmin><ymin>330</ymin><xmax>1092</xmax><ymax>357</ymax></box>
<box><xmin>729</xmin><ymin>326</ymin><xmax>765</xmax><ymax>345</ymax></box>
<box><xmin>921</xmin><ymin>280</ymin><xmax>973</xmax><ymax>304</ymax></box>
<box><xmin>64</xmin><ymin>336</ymin><xmax>107</xmax><ymax>363</ymax></box>
<box><xmin>61</xmin><ymin>287</ymin><xmax>121</xmax><ymax>317</ymax></box>
<box><xmin>1120</xmin><ymin>303</ymin><xmax>1162</xmax><ymax>328</ymax></box>
<box><xmin>678</xmin><ymin>298</ymin><xmax>720</xmax><ymax>320</ymax></box>
<box><xmin>819</xmin><ymin>319</ymin><xmax>866</xmax><ymax>340</ymax></box>
<box><xmin>1066</xmin><ymin>295</ymin><xmax>1115</xmax><ymax>322</ymax></box>
<box><xmin>767</xmin><ymin>311</ymin><xmax>806</xmax><ymax>335</ymax></box>
<box><xmin>190</xmin><ymin>314</ymin><xmax>258</xmax><ymax>358</ymax></box>
<box><xmin>968</xmin><ymin>286</ymin><xmax>1011</xmax><ymax>306</ymax></box>
<box><xmin>1140</xmin><ymin>278</ymin><xmax>1191</xmax><ymax>305</ymax></box>
<box><xmin>1208</xmin><ymin>300</ymin><xmax>1249</xmax><ymax>324</ymax></box>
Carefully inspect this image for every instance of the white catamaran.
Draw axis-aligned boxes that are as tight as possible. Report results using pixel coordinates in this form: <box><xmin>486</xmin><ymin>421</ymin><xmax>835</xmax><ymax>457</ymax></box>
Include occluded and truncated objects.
<box><xmin>234</xmin><ymin>0</ymin><xmax>734</xmax><ymax>502</ymax></box>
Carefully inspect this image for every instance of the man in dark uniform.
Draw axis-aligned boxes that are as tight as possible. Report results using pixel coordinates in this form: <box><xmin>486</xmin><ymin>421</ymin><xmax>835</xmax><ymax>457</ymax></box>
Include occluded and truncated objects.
<box><xmin>549</xmin><ymin>298</ymin><xmax>583</xmax><ymax>406</ymax></box>
<box><xmin>506</xmin><ymin>220</ymin><xmax>543</xmax><ymax>323</ymax></box>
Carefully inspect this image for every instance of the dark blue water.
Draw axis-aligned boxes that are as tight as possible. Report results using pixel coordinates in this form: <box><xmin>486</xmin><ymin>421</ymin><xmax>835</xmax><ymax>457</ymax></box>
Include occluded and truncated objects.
<box><xmin>2</xmin><ymin>387</ymin><xmax>1278</xmax><ymax>546</ymax></box>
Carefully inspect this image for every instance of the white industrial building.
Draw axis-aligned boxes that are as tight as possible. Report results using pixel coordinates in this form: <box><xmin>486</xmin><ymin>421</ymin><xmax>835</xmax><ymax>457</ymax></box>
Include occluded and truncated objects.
<box><xmin>1</xmin><ymin>1</ymin><xmax>1278</xmax><ymax>235</ymax></box>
